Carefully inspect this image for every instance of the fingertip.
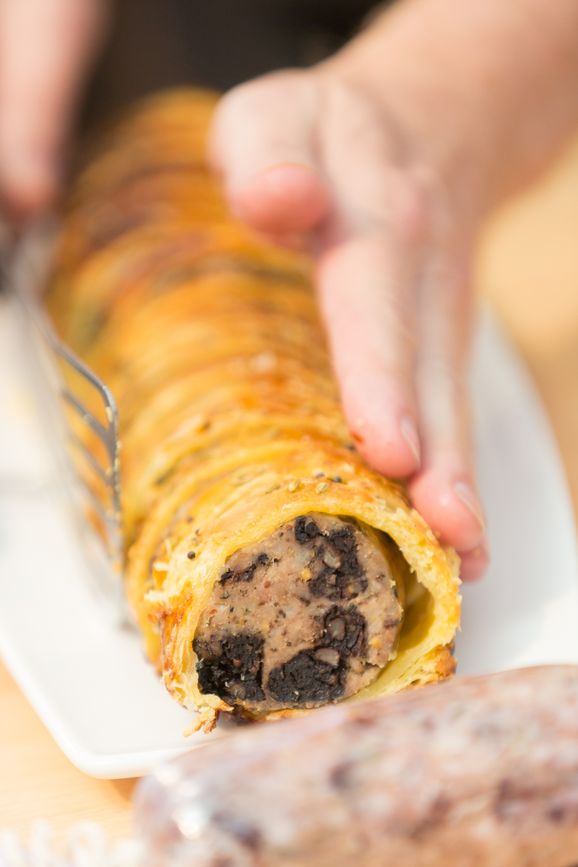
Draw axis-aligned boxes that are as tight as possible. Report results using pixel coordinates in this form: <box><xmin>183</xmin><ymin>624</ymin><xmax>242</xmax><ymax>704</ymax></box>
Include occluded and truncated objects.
<box><xmin>458</xmin><ymin>542</ymin><xmax>490</xmax><ymax>582</ymax></box>
<box><xmin>349</xmin><ymin>413</ymin><xmax>421</xmax><ymax>479</ymax></box>
<box><xmin>229</xmin><ymin>163</ymin><xmax>330</xmax><ymax>235</ymax></box>
<box><xmin>410</xmin><ymin>469</ymin><xmax>489</xmax><ymax>580</ymax></box>
<box><xmin>0</xmin><ymin>155</ymin><xmax>59</xmax><ymax>219</ymax></box>
<box><xmin>409</xmin><ymin>469</ymin><xmax>485</xmax><ymax>552</ymax></box>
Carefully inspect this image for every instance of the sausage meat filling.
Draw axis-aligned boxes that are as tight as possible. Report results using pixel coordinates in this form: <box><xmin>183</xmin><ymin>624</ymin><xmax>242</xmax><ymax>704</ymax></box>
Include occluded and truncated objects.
<box><xmin>193</xmin><ymin>514</ymin><xmax>404</xmax><ymax>713</ymax></box>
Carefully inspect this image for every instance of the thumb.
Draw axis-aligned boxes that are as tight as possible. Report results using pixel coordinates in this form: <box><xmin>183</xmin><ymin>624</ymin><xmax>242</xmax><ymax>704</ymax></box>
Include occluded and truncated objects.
<box><xmin>210</xmin><ymin>72</ymin><xmax>331</xmax><ymax>239</ymax></box>
<box><xmin>0</xmin><ymin>0</ymin><xmax>108</xmax><ymax>219</ymax></box>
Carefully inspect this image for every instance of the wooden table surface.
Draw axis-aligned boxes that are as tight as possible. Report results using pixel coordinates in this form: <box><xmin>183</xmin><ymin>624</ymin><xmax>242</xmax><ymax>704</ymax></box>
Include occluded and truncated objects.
<box><xmin>1</xmin><ymin>137</ymin><xmax>577</xmax><ymax>843</ymax></box>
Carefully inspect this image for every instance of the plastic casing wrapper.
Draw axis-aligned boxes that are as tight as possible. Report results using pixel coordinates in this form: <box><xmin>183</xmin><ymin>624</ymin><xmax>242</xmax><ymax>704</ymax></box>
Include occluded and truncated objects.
<box><xmin>133</xmin><ymin>667</ymin><xmax>578</xmax><ymax>867</ymax></box>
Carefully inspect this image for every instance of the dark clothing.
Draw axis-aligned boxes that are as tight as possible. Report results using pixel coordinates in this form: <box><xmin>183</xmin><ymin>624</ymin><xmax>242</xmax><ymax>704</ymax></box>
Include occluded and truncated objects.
<box><xmin>85</xmin><ymin>0</ymin><xmax>384</xmax><ymax>124</ymax></box>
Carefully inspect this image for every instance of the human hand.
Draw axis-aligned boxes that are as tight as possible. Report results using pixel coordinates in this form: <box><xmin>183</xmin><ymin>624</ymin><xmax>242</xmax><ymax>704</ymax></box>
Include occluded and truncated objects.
<box><xmin>210</xmin><ymin>68</ymin><xmax>487</xmax><ymax>581</ymax></box>
<box><xmin>0</xmin><ymin>0</ymin><xmax>107</xmax><ymax>221</ymax></box>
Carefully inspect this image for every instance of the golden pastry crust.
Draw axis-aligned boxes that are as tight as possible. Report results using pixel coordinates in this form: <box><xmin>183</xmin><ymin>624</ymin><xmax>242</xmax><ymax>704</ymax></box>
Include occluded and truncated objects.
<box><xmin>49</xmin><ymin>88</ymin><xmax>461</xmax><ymax>730</ymax></box>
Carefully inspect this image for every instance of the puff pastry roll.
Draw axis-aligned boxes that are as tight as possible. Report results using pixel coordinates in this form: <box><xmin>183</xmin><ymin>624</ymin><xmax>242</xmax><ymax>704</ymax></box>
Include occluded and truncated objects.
<box><xmin>48</xmin><ymin>89</ymin><xmax>460</xmax><ymax>730</ymax></box>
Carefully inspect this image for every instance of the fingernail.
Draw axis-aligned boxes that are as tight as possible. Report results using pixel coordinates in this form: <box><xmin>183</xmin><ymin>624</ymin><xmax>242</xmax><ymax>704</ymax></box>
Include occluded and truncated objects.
<box><xmin>400</xmin><ymin>416</ymin><xmax>421</xmax><ymax>468</ymax></box>
<box><xmin>2</xmin><ymin>151</ymin><xmax>59</xmax><ymax>216</ymax></box>
<box><xmin>469</xmin><ymin>542</ymin><xmax>488</xmax><ymax>560</ymax></box>
<box><xmin>7</xmin><ymin>149</ymin><xmax>58</xmax><ymax>194</ymax></box>
<box><xmin>231</xmin><ymin>163</ymin><xmax>308</xmax><ymax>196</ymax></box>
<box><xmin>460</xmin><ymin>541</ymin><xmax>489</xmax><ymax>582</ymax></box>
<box><xmin>454</xmin><ymin>480</ymin><xmax>485</xmax><ymax>531</ymax></box>
<box><xmin>9</xmin><ymin>150</ymin><xmax>49</xmax><ymax>179</ymax></box>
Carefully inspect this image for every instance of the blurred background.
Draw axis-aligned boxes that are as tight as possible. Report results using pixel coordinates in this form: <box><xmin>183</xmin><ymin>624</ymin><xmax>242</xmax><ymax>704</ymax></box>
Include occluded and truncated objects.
<box><xmin>85</xmin><ymin>0</ymin><xmax>383</xmax><ymax>121</ymax></box>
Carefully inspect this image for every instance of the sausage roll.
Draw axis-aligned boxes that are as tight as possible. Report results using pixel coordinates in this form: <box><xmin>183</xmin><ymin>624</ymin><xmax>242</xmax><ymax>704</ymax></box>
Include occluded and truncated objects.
<box><xmin>48</xmin><ymin>89</ymin><xmax>460</xmax><ymax>730</ymax></box>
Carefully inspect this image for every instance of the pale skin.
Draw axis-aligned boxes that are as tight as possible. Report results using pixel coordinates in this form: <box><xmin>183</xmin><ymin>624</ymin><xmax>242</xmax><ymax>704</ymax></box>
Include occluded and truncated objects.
<box><xmin>2</xmin><ymin>0</ymin><xmax>578</xmax><ymax>579</ymax></box>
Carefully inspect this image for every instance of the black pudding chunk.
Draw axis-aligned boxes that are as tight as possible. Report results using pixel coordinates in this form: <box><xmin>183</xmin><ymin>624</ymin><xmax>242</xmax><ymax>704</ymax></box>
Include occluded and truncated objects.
<box><xmin>321</xmin><ymin>604</ymin><xmax>367</xmax><ymax>657</ymax></box>
<box><xmin>220</xmin><ymin>552</ymin><xmax>270</xmax><ymax>585</ymax></box>
<box><xmin>308</xmin><ymin>527</ymin><xmax>368</xmax><ymax>601</ymax></box>
<box><xmin>294</xmin><ymin>516</ymin><xmax>321</xmax><ymax>544</ymax></box>
<box><xmin>295</xmin><ymin>519</ymin><xmax>368</xmax><ymax>599</ymax></box>
<box><xmin>194</xmin><ymin>632</ymin><xmax>265</xmax><ymax>703</ymax></box>
<box><xmin>328</xmin><ymin>526</ymin><xmax>357</xmax><ymax>554</ymax></box>
<box><xmin>267</xmin><ymin>649</ymin><xmax>345</xmax><ymax>705</ymax></box>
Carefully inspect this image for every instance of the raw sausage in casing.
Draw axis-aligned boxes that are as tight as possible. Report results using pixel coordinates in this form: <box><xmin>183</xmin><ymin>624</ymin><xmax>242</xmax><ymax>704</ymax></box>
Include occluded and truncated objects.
<box><xmin>135</xmin><ymin>665</ymin><xmax>578</xmax><ymax>867</ymax></box>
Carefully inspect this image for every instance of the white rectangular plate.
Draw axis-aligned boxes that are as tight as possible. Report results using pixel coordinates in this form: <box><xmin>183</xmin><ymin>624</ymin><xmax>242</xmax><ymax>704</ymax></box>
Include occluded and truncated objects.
<box><xmin>0</xmin><ymin>299</ymin><xmax>577</xmax><ymax>779</ymax></box>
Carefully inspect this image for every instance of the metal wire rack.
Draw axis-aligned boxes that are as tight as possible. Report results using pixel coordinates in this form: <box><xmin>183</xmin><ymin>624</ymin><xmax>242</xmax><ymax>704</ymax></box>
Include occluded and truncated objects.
<box><xmin>7</xmin><ymin>227</ymin><xmax>125</xmax><ymax>616</ymax></box>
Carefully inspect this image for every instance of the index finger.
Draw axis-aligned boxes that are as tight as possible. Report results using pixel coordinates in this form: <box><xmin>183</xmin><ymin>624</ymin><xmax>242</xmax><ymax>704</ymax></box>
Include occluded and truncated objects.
<box><xmin>0</xmin><ymin>0</ymin><xmax>107</xmax><ymax>217</ymax></box>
